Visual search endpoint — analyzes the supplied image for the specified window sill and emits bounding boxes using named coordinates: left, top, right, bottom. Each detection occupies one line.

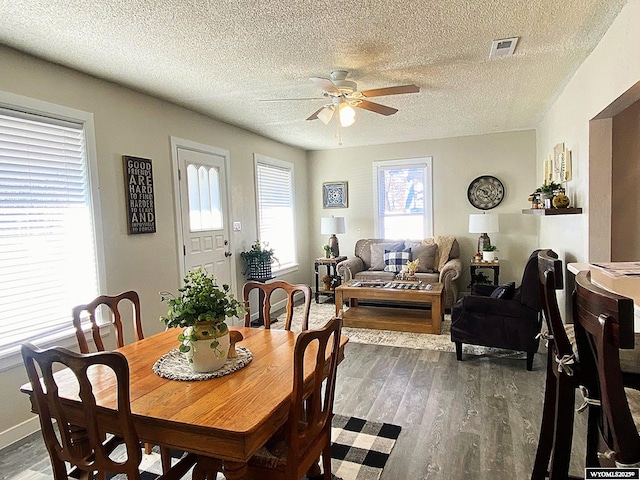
left=0, top=324, right=111, bottom=372
left=272, top=263, right=299, bottom=277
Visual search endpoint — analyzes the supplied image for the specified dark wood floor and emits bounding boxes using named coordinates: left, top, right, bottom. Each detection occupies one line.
left=1, top=341, right=590, bottom=479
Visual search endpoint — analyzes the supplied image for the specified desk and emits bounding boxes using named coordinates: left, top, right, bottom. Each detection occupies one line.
left=21, top=327, right=349, bottom=480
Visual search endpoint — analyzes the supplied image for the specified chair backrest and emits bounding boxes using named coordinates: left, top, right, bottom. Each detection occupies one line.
left=73, top=291, right=144, bottom=353
left=287, top=317, right=343, bottom=474
left=573, top=271, right=639, bottom=466
left=21, top=343, right=142, bottom=479
left=537, top=250, right=574, bottom=359
left=242, top=281, right=311, bottom=330
left=517, top=249, right=544, bottom=310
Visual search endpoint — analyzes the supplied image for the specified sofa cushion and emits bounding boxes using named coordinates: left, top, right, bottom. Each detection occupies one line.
left=369, top=242, right=404, bottom=270
left=410, top=243, right=437, bottom=273
left=489, top=282, right=516, bottom=300
left=383, top=249, right=411, bottom=272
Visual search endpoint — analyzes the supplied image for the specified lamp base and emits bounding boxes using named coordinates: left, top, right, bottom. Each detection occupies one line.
left=477, top=233, right=491, bottom=254
left=328, top=234, right=340, bottom=257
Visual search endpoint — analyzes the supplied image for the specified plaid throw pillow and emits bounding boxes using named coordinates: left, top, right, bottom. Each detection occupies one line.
left=383, top=249, right=412, bottom=272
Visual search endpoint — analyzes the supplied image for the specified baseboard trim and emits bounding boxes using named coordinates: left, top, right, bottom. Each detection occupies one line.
left=0, top=416, right=40, bottom=450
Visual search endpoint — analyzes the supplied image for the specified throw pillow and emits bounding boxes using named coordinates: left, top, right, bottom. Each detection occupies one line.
left=489, top=282, right=516, bottom=300
left=384, top=249, right=412, bottom=272
left=411, top=243, right=437, bottom=273
left=369, top=242, right=404, bottom=270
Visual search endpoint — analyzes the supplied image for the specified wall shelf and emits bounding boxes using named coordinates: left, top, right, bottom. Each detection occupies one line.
left=522, top=207, right=583, bottom=216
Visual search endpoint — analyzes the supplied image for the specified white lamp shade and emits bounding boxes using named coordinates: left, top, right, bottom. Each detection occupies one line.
left=469, top=213, right=499, bottom=233
left=338, top=103, right=355, bottom=127
left=317, top=106, right=334, bottom=125
left=321, top=216, right=346, bottom=235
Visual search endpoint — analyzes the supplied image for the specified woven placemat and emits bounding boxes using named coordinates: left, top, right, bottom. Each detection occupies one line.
left=152, top=346, right=252, bottom=381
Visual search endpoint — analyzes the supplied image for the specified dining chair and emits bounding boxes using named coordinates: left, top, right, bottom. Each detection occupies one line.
left=244, top=316, right=343, bottom=480
left=243, top=280, right=312, bottom=330
left=21, top=342, right=197, bottom=480
left=573, top=270, right=638, bottom=469
left=72, top=291, right=163, bottom=457
left=531, top=250, right=583, bottom=480
left=72, top=290, right=144, bottom=354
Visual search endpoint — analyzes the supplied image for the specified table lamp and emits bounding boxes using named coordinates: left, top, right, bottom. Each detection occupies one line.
left=321, top=216, right=345, bottom=257
left=469, top=213, right=499, bottom=254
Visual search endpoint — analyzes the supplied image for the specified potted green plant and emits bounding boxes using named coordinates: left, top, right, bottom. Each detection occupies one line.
left=482, top=244, right=498, bottom=262
left=160, top=268, right=246, bottom=372
left=537, top=181, right=562, bottom=208
left=240, top=240, right=277, bottom=279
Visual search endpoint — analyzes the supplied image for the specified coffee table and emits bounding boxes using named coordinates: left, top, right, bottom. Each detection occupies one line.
left=334, top=280, right=444, bottom=334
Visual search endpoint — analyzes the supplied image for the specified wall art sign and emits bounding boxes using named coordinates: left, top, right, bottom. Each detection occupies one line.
left=323, top=181, right=348, bottom=208
left=123, top=155, right=156, bottom=234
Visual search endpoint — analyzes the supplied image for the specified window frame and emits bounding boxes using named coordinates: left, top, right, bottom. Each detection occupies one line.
left=0, top=91, right=105, bottom=369
left=372, top=157, right=434, bottom=240
left=253, top=154, right=298, bottom=275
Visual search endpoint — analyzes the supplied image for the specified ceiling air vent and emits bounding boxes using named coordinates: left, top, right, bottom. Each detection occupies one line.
left=489, top=37, right=519, bottom=59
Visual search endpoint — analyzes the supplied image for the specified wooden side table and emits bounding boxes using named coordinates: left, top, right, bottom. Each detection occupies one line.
left=314, top=256, right=347, bottom=303
left=470, top=260, right=500, bottom=286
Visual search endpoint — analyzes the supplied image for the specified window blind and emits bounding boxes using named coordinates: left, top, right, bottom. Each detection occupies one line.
left=0, top=109, right=99, bottom=351
left=255, top=159, right=296, bottom=270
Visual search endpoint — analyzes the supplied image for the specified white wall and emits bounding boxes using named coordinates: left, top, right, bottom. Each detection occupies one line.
left=308, top=130, right=539, bottom=289
left=536, top=0, right=640, bottom=312
left=0, top=45, right=310, bottom=446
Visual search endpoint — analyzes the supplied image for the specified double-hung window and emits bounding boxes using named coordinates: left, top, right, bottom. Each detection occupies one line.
left=253, top=154, right=297, bottom=273
left=0, top=94, right=103, bottom=360
left=373, top=157, right=433, bottom=239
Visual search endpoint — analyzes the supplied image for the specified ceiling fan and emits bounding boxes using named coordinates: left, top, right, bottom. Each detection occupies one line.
left=264, top=71, right=420, bottom=127
left=306, top=71, right=419, bottom=127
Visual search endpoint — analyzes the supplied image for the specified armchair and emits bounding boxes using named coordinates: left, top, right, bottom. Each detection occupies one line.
left=450, top=249, right=543, bottom=370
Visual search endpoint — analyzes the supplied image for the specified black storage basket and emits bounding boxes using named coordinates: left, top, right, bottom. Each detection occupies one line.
left=247, top=258, right=272, bottom=279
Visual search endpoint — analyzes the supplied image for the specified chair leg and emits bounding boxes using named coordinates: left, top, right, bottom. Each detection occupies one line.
left=526, top=351, right=535, bottom=371
left=455, top=341, right=463, bottom=360
left=323, top=441, right=332, bottom=480
left=531, top=353, right=557, bottom=480
left=548, top=380, right=575, bottom=479
left=144, top=442, right=152, bottom=455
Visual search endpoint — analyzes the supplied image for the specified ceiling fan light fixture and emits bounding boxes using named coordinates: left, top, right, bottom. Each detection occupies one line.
left=338, top=102, right=355, bottom=127
left=317, top=106, right=334, bottom=125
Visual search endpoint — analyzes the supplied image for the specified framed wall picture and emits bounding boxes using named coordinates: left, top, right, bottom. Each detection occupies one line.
left=123, top=155, right=156, bottom=234
left=323, top=181, right=348, bottom=208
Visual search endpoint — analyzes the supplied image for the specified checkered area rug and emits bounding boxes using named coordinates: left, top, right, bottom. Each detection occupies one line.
left=105, top=415, right=400, bottom=480
left=330, top=415, right=402, bottom=480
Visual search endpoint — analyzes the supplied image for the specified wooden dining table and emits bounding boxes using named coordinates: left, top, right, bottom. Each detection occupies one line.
left=21, top=326, right=349, bottom=480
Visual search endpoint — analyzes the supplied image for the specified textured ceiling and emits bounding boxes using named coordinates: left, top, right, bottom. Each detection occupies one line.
left=0, top=0, right=628, bottom=150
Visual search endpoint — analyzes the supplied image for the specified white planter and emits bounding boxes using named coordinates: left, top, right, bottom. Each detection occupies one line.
left=482, top=251, right=497, bottom=262
left=185, top=331, right=230, bottom=373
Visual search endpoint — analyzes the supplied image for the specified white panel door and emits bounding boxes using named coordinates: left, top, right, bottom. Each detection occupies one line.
left=176, top=146, right=232, bottom=285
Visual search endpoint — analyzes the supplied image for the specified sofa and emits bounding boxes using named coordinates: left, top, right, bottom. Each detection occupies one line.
left=336, top=236, right=462, bottom=309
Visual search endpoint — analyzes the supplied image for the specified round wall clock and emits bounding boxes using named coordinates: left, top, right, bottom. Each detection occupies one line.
left=467, top=175, right=505, bottom=210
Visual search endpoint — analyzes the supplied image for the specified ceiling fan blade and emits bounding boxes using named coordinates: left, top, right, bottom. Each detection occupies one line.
left=260, top=97, right=323, bottom=102
left=310, top=77, right=340, bottom=95
left=306, top=106, right=326, bottom=121
left=355, top=100, right=398, bottom=116
left=360, top=84, right=420, bottom=98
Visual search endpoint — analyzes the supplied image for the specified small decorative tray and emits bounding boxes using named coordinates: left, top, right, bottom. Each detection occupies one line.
left=152, top=346, right=252, bottom=381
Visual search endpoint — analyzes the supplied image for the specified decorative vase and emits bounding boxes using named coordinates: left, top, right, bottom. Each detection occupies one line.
left=185, top=323, right=230, bottom=373
left=483, top=251, right=496, bottom=262
left=552, top=193, right=570, bottom=208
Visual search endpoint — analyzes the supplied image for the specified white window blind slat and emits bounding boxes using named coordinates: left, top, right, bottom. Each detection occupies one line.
left=255, top=158, right=296, bottom=270
left=0, top=109, right=99, bottom=351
